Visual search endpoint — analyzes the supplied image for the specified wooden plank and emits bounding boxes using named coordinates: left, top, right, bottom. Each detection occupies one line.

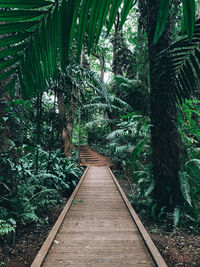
left=107, top=166, right=167, bottom=267
left=31, top=166, right=89, bottom=267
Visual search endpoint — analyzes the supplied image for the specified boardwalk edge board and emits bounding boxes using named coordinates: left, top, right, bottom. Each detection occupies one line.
left=31, top=166, right=90, bottom=267
left=107, top=166, right=168, bottom=267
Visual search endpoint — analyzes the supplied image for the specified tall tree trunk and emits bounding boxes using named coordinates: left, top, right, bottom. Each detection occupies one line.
left=111, top=28, right=124, bottom=98
left=147, top=0, right=184, bottom=213
left=57, top=84, right=77, bottom=157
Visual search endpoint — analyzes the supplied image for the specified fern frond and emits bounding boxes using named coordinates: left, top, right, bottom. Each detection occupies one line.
left=115, top=145, right=130, bottom=154
left=106, top=129, right=127, bottom=140
left=85, top=118, right=117, bottom=128
left=109, top=95, right=132, bottom=111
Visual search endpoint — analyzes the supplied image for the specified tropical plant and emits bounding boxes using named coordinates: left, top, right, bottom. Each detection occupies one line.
left=155, top=19, right=200, bottom=105
left=176, top=99, right=200, bottom=227
left=0, top=143, right=82, bottom=229
left=0, top=0, right=134, bottom=98
left=154, top=0, right=196, bottom=43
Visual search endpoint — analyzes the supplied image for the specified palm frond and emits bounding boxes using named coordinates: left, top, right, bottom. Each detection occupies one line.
left=0, top=0, right=132, bottom=98
left=155, top=19, right=200, bottom=104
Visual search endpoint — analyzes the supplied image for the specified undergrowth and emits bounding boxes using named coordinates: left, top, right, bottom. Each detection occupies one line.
left=0, top=143, right=83, bottom=243
left=92, top=100, right=200, bottom=229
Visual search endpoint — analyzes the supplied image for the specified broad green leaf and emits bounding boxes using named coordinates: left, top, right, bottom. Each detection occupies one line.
left=0, top=10, right=46, bottom=22
left=88, top=0, right=102, bottom=53
left=182, top=0, right=195, bottom=42
left=95, top=0, right=112, bottom=43
left=153, top=0, right=169, bottom=45
left=0, top=21, right=39, bottom=34
left=77, top=0, right=92, bottom=60
left=67, top=0, right=81, bottom=59
left=21, top=61, right=36, bottom=98
left=107, top=0, right=123, bottom=34
left=0, top=0, right=53, bottom=9
left=119, top=0, right=134, bottom=30
left=59, top=0, right=75, bottom=69
left=50, top=3, right=58, bottom=78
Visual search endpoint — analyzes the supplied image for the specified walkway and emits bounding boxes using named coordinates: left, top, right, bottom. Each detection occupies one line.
left=80, top=145, right=112, bottom=166
left=31, top=151, right=167, bottom=266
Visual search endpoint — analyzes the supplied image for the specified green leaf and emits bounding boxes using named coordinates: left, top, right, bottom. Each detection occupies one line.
left=88, top=0, right=102, bottom=53
left=0, top=68, right=17, bottom=81
left=121, top=112, right=137, bottom=119
left=190, top=53, right=200, bottom=84
left=182, top=0, right=195, bottom=42
left=145, top=180, right=155, bottom=197
left=153, top=0, right=169, bottom=45
left=77, top=0, right=92, bottom=60
left=119, top=0, right=134, bottom=30
left=0, top=32, right=31, bottom=48
left=0, top=44, right=26, bottom=59
left=0, top=10, right=46, bottom=22
left=0, top=0, right=53, bottom=9
left=3, top=77, right=16, bottom=97
left=0, top=56, right=22, bottom=72
left=0, top=21, right=39, bottom=34
left=67, top=0, right=81, bottom=59
left=59, top=0, right=76, bottom=69
left=95, top=0, right=112, bottom=43
left=107, top=0, right=122, bottom=34
left=173, top=207, right=181, bottom=226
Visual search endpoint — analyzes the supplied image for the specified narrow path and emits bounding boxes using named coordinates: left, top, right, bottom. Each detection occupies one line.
left=80, top=145, right=112, bottom=166
left=31, top=165, right=167, bottom=266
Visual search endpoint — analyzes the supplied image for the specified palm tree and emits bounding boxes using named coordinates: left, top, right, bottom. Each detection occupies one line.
left=147, top=0, right=200, bottom=214
left=0, top=0, right=134, bottom=97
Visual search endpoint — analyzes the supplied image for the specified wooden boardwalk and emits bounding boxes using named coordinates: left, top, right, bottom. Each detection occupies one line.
left=80, top=145, right=112, bottom=166
left=31, top=165, right=167, bottom=266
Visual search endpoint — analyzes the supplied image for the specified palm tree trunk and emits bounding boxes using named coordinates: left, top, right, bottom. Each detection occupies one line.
left=147, top=0, right=184, bottom=213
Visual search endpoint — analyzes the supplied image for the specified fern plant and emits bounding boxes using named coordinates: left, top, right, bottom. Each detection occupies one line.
left=0, top=144, right=82, bottom=227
